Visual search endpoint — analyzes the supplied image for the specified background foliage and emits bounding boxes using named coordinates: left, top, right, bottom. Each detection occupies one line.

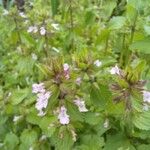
left=0, top=0, right=150, bottom=150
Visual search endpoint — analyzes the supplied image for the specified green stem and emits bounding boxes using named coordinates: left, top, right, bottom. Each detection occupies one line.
left=68, top=0, right=74, bottom=51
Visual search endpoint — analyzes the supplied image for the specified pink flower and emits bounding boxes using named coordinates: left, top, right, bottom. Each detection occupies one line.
left=36, top=91, right=51, bottom=110
left=32, top=83, right=45, bottom=94
left=58, top=106, right=70, bottom=125
left=74, top=99, right=88, bottom=112
left=110, top=65, right=120, bottom=75
left=63, top=63, right=69, bottom=71
left=40, top=27, right=46, bottom=35
left=143, top=91, right=150, bottom=103
left=94, top=60, right=102, bottom=67
left=76, top=77, right=82, bottom=85
left=63, top=63, right=70, bottom=79
left=35, top=91, right=51, bottom=116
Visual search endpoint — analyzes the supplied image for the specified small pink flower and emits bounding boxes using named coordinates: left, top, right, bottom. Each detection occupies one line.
left=94, top=60, right=102, bottom=67
left=63, top=63, right=69, bottom=71
left=143, top=91, right=150, bottom=103
left=36, top=91, right=51, bottom=110
left=40, top=27, right=46, bottom=35
left=76, top=77, right=82, bottom=85
left=110, top=65, right=120, bottom=75
left=58, top=106, right=70, bottom=125
left=32, top=83, right=45, bottom=94
left=63, top=63, right=70, bottom=79
left=74, top=99, right=88, bottom=112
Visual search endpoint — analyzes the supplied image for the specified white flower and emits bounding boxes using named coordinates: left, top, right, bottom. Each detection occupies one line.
left=110, top=65, right=120, bottom=75
left=94, top=60, right=102, bottom=67
left=31, top=53, right=38, bottom=60
left=32, top=83, right=45, bottom=94
left=143, top=104, right=149, bottom=111
left=63, top=63, right=69, bottom=71
left=27, top=26, right=34, bottom=33
left=19, top=12, right=27, bottom=18
left=40, top=27, right=46, bottom=35
left=63, top=63, right=70, bottom=79
left=13, top=115, right=22, bottom=122
left=36, top=91, right=51, bottom=111
left=103, top=119, right=109, bottom=128
left=3, top=9, right=9, bottom=15
left=51, top=23, right=60, bottom=30
left=27, top=26, right=38, bottom=33
left=58, top=106, right=70, bottom=125
left=73, top=99, right=88, bottom=112
left=76, top=77, right=82, bottom=85
left=143, top=91, right=150, bottom=103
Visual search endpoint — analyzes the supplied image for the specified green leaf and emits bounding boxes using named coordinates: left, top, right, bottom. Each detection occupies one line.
left=84, top=112, right=102, bottom=125
left=84, top=10, right=95, bottom=26
left=90, top=83, right=111, bottom=108
left=39, top=116, right=56, bottom=137
left=20, top=32, right=35, bottom=47
left=26, top=110, right=41, bottom=125
left=80, top=134, right=105, bottom=150
left=20, top=129, right=38, bottom=149
left=51, top=0, right=59, bottom=16
left=129, top=37, right=150, bottom=54
left=133, top=111, right=150, bottom=130
left=4, top=133, right=19, bottom=150
left=10, top=88, right=29, bottom=105
left=108, top=16, right=126, bottom=30
left=52, top=127, right=74, bottom=150
left=137, top=144, right=150, bottom=150
left=126, top=4, right=138, bottom=25
left=66, top=102, right=84, bottom=122
left=104, top=133, right=136, bottom=150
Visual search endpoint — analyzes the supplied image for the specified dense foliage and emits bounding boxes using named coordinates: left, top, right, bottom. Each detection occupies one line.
left=0, top=0, right=150, bottom=150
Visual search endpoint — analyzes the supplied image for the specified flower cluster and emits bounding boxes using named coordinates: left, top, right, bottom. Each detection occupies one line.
left=32, top=83, right=51, bottom=116
left=27, top=26, right=46, bottom=35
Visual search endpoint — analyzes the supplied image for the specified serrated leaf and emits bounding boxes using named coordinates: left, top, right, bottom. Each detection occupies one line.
left=66, top=102, right=84, bottom=122
left=20, top=129, right=38, bottom=149
left=108, top=16, right=126, bottom=30
left=90, top=83, right=111, bottom=108
left=133, top=111, right=150, bottom=130
left=20, top=32, right=35, bottom=47
left=104, top=133, right=136, bottom=150
left=4, top=133, right=19, bottom=150
left=39, top=116, right=56, bottom=137
left=84, top=112, right=102, bottom=125
left=129, top=37, right=150, bottom=54
left=52, top=127, right=74, bottom=150
left=10, top=88, right=29, bottom=105
left=80, top=134, right=105, bottom=150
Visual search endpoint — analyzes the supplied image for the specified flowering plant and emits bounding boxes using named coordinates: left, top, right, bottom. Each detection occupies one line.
left=0, top=0, right=150, bottom=150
